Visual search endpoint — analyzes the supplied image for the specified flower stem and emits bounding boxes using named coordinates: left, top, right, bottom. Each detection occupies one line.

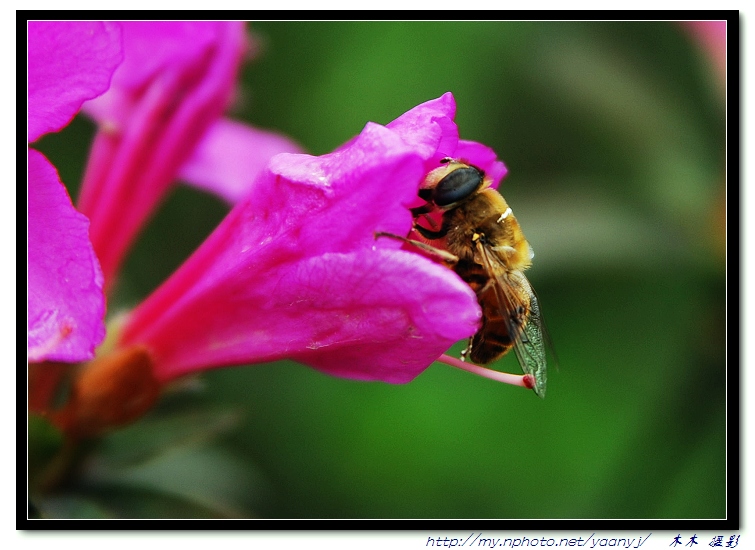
left=437, top=354, right=534, bottom=389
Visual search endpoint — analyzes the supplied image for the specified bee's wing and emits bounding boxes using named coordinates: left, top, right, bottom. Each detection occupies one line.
left=476, top=241, right=548, bottom=398
left=510, top=274, right=547, bottom=398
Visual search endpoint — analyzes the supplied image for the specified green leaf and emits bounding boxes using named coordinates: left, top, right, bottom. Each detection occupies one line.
left=28, top=414, right=64, bottom=488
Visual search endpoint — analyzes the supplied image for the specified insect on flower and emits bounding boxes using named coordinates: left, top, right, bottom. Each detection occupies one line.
left=378, top=158, right=549, bottom=397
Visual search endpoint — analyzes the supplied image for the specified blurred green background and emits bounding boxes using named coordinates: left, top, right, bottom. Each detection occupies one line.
left=34, top=21, right=727, bottom=519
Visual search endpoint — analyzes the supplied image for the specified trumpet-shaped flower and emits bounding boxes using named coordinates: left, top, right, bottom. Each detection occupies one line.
left=28, top=21, right=304, bottom=427
left=76, top=22, right=248, bottom=286
left=28, top=22, right=303, bottom=366
left=76, top=21, right=302, bottom=285
left=120, top=93, right=506, bottom=384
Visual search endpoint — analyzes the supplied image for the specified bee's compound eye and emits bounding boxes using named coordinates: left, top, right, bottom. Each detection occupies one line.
left=433, top=166, right=484, bottom=206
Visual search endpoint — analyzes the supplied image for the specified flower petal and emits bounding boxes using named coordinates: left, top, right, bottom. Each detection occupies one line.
left=288, top=249, right=479, bottom=383
left=28, top=149, right=105, bottom=362
left=83, top=21, right=249, bottom=129
left=28, top=21, right=122, bottom=143
left=386, top=92, right=459, bottom=168
left=140, top=248, right=478, bottom=383
left=178, top=117, right=305, bottom=204
left=455, top=139, right=508, bottom=188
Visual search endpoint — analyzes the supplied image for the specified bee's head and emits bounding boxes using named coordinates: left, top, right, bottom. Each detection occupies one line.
left=419, top=159, right=488, bottom=209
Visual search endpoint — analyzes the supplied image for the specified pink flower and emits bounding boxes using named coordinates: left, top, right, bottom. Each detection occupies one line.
left=76, top=22, right=302, bottom=285
left=28, top=22, right=303, bottom=366
left=27, top=22, right=122, bottom=363
left=120, top=93, right=504, bottom=384
left=28, top=22, right=304, bottom=430
left=76, top=21, right=244, bottom=286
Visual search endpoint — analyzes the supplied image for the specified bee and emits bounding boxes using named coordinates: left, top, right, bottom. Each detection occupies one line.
left=378, top=158, right=548, bottom=397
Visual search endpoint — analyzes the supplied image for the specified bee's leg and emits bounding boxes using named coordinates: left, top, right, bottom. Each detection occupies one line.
left=374, top=232, right=459, bottom=265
